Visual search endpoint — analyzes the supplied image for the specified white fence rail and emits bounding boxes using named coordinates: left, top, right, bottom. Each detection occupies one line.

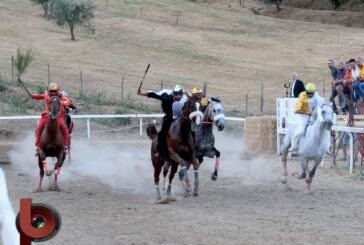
left=0, top=114, right=245, bottom=139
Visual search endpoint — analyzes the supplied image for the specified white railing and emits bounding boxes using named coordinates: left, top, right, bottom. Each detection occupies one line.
left=0, top=114, right=245, bottom=139
left=331, top=126, right=364, bottom=174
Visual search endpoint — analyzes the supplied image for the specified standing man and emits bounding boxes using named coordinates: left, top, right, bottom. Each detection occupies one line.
left=290, top=73, right=305, bottom=98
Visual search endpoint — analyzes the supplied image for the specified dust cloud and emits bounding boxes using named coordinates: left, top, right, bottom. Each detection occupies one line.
left=8, top=133, right=154, bottom=195
left=8, top=130, right=279, bottom=195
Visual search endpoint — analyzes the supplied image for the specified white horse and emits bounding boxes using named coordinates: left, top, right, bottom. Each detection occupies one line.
left=0, top=168, right=19, bottom=245
left=281, top=103, right=336, bottom=192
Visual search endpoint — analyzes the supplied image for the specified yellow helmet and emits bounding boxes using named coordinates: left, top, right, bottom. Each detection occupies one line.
left=48, top=82, right=59, bottom=91
left=305, top=83, right=316, bottom=93
left=192, top=87, right=202, bottom=94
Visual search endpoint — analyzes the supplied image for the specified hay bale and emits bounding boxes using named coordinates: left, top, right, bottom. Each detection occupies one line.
left=244, top=116, right=276, bottom=154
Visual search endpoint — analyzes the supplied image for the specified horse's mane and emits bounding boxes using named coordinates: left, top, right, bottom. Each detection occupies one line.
left=210, top=97, right=221, bottom=103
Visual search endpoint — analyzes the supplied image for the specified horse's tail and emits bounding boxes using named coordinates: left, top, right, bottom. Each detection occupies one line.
left=146, top=122, right=158, bottom=140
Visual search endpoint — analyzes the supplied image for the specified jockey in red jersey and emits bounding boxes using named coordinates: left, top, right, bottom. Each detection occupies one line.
left=32, top=82, right=71, bottom=155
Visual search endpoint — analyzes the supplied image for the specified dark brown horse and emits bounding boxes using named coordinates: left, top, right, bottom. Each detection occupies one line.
left=36, top=96, right=66, bottom=192
left=147, top=123, right=178, bottom=203
left=147, top=100, right=200, bottom=202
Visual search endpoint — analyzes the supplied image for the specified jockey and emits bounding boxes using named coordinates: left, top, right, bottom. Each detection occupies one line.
left=172, top=88, right=188, bottom=119
left=32, top=82, right=72, bottom=155
left=291, top=82, right=317, bottom=154
left=192, top=87, right=208, bottom=112
left=138, top=84, right=184, bottom=157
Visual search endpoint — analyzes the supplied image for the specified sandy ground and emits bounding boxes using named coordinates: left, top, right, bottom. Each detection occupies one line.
left=1, top=132, right=364, bottom=245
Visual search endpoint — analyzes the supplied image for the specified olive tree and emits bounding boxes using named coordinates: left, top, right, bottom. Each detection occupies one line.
left=49, top=0, right=95, bottom=41
left=31, top=0, right=51, bottom=17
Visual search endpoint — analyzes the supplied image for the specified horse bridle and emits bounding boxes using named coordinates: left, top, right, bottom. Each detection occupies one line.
left=201, top=102, right=225, bottom=125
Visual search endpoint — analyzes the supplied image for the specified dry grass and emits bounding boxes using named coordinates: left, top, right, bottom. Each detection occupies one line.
left=0, top=0, right=364, bottom=116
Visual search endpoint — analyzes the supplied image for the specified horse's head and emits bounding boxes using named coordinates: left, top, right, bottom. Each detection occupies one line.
left=207, top=98, right=225, bottom=131
left=317, top=103, right=336, bottom=130
left=49, top=96, right=61, bottom=119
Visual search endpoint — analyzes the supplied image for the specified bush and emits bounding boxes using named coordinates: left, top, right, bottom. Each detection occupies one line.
left=0, top=75, right=7, bottom=92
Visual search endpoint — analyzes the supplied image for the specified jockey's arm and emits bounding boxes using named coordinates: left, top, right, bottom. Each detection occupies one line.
left=60, top=95, right=72, bottom=107
left=31, top=94, right=46, bottom=100
left=147, top=91, right=172, bottom=102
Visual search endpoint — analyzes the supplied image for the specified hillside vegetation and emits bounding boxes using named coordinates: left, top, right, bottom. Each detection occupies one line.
left=0, top=0, right=364, bottom=117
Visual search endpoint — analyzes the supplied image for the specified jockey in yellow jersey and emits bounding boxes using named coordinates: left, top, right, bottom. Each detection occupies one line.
left=192, top=87, right=208, bottom=112
left=291, top=83, right=317, bottom=154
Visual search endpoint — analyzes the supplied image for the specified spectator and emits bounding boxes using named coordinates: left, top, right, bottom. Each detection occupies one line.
left=328, top=59, right=339, bottom=114
left=352, top=57, right=364, bottom=102
left=290, top=73, right=305, bottom=98
left=333, top=62, right=346, bottom=113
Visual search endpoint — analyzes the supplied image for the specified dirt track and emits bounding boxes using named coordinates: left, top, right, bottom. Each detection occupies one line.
left=1, top=134, right=364, bottom=245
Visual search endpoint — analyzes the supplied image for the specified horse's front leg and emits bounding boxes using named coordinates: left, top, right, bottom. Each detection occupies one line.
left=162, top=161, right=170, bottom=191
left=211, top=147, right=220, bottom=181
left=281, top=143, right=290, bottom=184
left=306, top=157, right=322, bottom=193
left=50, top=151, right=64, bottom=191
left=192, top=158, right=200, bottom=197
left=168, top=149, right=189, bottom=196
left=159, top=162, right=178, bottom=204
left=293, top=158, right=308, bottom=180
left=36, top=156, right=45, bottom=192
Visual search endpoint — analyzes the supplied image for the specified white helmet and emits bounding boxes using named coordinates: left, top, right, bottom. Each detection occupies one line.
left=173, top=85, right=184, bottom=94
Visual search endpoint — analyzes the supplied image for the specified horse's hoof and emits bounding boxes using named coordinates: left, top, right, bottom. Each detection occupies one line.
left=281, top=176, right=287, bottom=184
left=50, top=185, right=60, bottom=192
left=193, top=192, right=199, bottom=197
left=169, top=196, right=176, bottom=201
left=157, top=197, right=170, bottom=204
left=45, top=170, right=52, bottom=176
left=33, top=188, right=42, bottom=193
left=305, top=190, right=313, bottom=195
left=186, top=187, right=192, bottom=193
left=211, top=174, right=218, bottom=181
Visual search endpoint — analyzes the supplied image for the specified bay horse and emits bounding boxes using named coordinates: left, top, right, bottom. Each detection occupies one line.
left=36, top=96, right=66, bottom=192
left=147, top=100, right=201, bottom=202
left=281, top=103, right=336, bottom=192
left=194, top=98, right=225, bottom=181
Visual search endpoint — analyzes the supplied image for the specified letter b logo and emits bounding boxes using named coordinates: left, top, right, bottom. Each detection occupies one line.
left=16, top=198, right=62, bottom=245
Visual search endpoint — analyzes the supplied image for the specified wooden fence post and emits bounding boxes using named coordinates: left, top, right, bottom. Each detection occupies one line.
left=260, top=81, right=264, bottom=114
left=80, top=70, right=84, bottom=96
left=121, top=76, right=124, bottom=100
left=47, top=63, right=50, bottom=85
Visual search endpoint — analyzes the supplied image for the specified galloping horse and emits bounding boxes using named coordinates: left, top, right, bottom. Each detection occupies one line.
left=36, top=96, right=66, bottom=192
left=147, top=100, right=200, bottom=202
left=194, top=98, right=225, bottom=181
left=281, top=103, right=336, bottom=192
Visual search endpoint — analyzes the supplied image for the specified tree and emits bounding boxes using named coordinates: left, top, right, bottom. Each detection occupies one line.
left=329, top=0, right=346, bottom=9
left=50, top=0, right=95, bottom=41
left=31, top=0, right=51, bottom=17
left=261, top=0, right=282, bottom=12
